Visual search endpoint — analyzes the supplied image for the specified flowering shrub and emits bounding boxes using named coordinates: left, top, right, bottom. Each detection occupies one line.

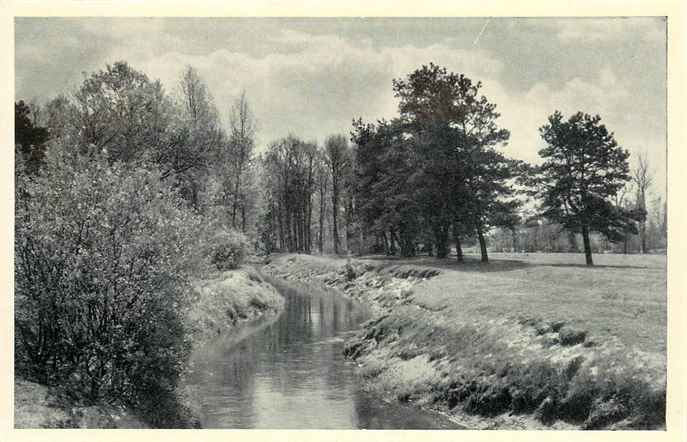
left=207, top=228, right=250, bottom=271
left=15, top=145, right=200, bottom=413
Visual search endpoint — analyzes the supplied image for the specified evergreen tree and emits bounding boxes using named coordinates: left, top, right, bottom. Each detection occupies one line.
left=392, top=63, right=516, bottom=262
left=536, top=111, right=642, bottom=265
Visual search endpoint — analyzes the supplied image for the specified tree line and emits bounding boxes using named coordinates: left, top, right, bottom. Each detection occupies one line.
left=255, top=63, right=664, bottom=266
left=16, top=60, right=667, bottom=275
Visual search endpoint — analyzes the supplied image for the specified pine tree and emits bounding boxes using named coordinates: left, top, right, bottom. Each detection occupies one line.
left=536, top=111, right=642, bottom=265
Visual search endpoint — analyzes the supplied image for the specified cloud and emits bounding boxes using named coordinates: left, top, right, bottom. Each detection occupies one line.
left=114, top=28, right=506, bottom=147
left=494, top=68, right=629, bottom=162
left=554, top=18, right=666, bottom=44
left=493, top=66, right=665, bottom=195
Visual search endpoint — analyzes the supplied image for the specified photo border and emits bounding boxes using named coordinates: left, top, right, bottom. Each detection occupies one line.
left=2, top=1, right=684, bottom=441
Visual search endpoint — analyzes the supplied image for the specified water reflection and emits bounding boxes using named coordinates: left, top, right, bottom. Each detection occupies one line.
left=185, top=277, right=459, bottom=429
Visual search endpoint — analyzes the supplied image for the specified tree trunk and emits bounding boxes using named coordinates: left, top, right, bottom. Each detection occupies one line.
left=582, top=225, right=594, bottom=266
left=332, top=188, right=339, bottom=255
left=318, top=194, right=325, bottom=254
left=277, top=202, right=284, bottom=251
left=359, top=229, right=364, bottom=256
left=389, top=227, right=398, bottom=256
left=567, top=230, right=578, bottom=252
left=511, top=227, right=518, bottom=253
left=232, top=173, right=241, bottom=229
left=453, top=221, right=464, bottom=262
left=477, top=227, right=488, bottom=263
left=454, top=230, right=464, bottom=263
left=434, top=225, right=449, bottom=259
left=456, top=236, right=464, bottom=262
left=306, top=157, right=313, bottom=253
left=345, top=197, right=352, bottom=253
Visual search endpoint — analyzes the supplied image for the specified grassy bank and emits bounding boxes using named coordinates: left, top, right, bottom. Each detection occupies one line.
left=15, top=266, right=284, bottom=429
left=185, top=266, right=285, bottom=343
left=262, top=252, right=666, bottom=430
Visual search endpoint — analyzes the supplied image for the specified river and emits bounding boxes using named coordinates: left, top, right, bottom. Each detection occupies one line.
left=183, top=276, right=460, bottom=429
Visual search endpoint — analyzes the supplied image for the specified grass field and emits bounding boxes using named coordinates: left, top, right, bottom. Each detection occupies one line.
left=362, top=251, right=667, bottom=353
left=265, top=251, right=667, bottom=429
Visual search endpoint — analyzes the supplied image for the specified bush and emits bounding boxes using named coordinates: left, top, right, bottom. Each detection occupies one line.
left=207, top=229, right=249, bottom=271
left=15, top=145, right=200, bottom=414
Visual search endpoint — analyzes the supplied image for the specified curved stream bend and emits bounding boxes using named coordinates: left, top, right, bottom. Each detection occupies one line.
left=184, top=277, right=460, bottom=429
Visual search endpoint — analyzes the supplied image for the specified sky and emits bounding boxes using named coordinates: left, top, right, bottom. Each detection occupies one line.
left=15, top=17, right=667, bottom=196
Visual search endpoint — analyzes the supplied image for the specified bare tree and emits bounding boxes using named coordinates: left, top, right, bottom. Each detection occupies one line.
left=229, top=91, right=257, bottom=231
left=325, top=135, right=351, bottom=255
left=173, top=65, right=223, bottom=208
left=315, top=152, right=329, bottom=254
left=633, top=152, right=653, bottom=254
left=614, top=182, right=632, bottom=254
left=180, top=66, right=210, bottom=123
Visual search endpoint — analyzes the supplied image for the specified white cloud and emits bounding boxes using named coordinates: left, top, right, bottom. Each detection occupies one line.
left=554, top=18, right=666, bottom=44
left=494, top=67, right=665, bottom=195
left=108, top=29, right=505, bottom=147
left=496, top=66, right=633, bottom=163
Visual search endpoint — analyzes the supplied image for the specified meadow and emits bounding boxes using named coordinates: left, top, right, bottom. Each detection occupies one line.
left=367, top=251, right=667, bottom=353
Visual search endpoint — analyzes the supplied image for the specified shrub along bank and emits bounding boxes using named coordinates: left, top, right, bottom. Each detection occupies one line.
left=14, top=146, right=284, bottom=428
left=14, top=266, right=284, bottom=429
left=262, top=253, right=666, bottom=430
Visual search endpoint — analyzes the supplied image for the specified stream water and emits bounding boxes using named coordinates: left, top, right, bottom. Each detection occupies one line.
left=184, top=277, right=460, bottom=429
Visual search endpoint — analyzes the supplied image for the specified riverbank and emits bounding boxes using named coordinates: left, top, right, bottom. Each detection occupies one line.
left=261, top=253, right=666, bottom=430
left=14, top=266, right=284, bottom=429
left=185, top=266, right=285, bottom=343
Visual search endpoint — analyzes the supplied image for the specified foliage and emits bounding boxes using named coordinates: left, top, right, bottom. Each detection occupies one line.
left=15, top=100, right=49, bottom=174
left=352, top=64, right=519, bottom=261
left=15, top=145, right=201, bottom=410
left=207, top=228, right=250, bottom=271
left=352, top=118, right=423, bottom=257
left=166, top=65, right=225, bottom=209
left=535, top=111, right=642, bottom=265
left=71, top=61, right=173, bottom=165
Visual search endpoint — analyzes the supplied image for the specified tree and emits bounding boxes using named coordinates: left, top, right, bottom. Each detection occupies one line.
left=260, top=136, right=317, bottom=253
left=179, top=65, right=212, bottom=124
left=43, top=95, right=72, bottom=141
left=391, top=63, right=515, bottom=262
left=228, top=91, right=257, bottom=231
left=632, top=152, right=653, bottom=254
left=15, top=100, right=49, bottom=174
left=537, top=111, right=640, bottom=266
left=170, top=65, right=224, bottom=209
left=315, top=149, right=329, bottom=254
left=646, top=194, right=667, bottom=252
left=352, top=118, right=422, bottom=257
left=662, top=199, right=667, bottom=242
left=72, top=61, right=172, bottom=165
left=325, top=135, right=352, bottom=255
left=613, top=181, right=634, bottom=254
